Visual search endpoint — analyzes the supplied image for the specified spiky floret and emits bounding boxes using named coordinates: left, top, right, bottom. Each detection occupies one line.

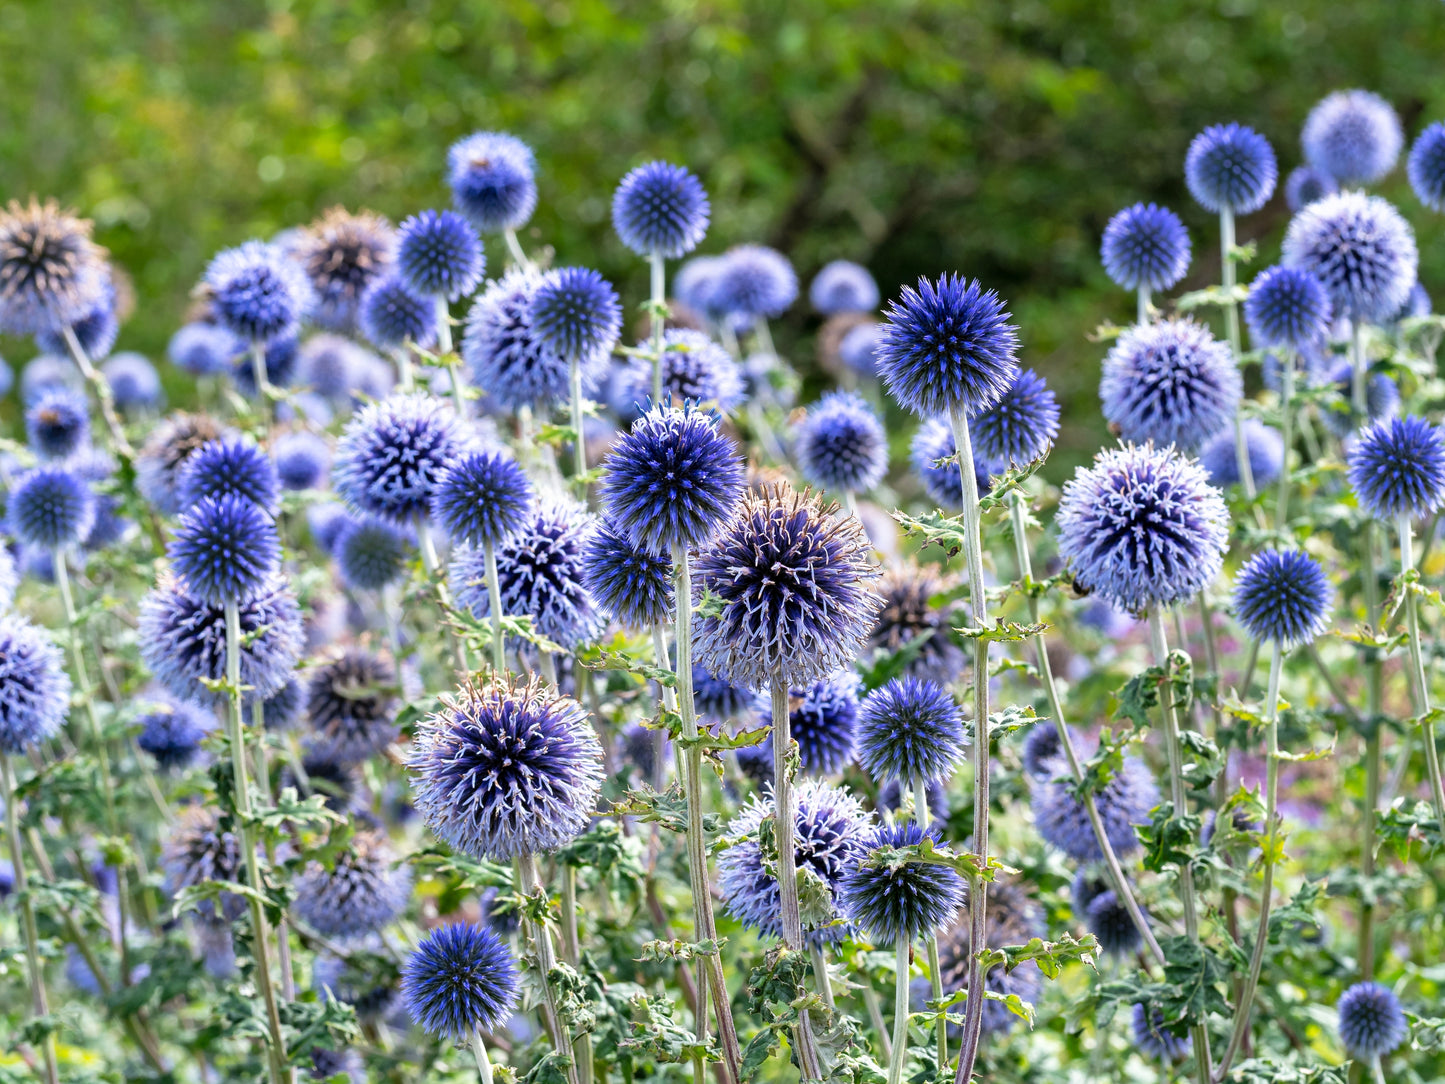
left=970, top=367, right=1060, bottom=466
left=397, top=209, right=486, bottom=300
left=793, top=390, right=889, bottom=495
left=1233, top=549, right=1333, bottom=647
left=612, top=329, right=745, bottom=418
left=1100, top=203, right=1192, bottom=293
left=274, top=431, right=331, bottom=491
left=1133, top=1004, right=1191, bottom=1062
left=461, top=268, right=580, bottom=412
left=7, top=465, right=95, bottom=549
left=1099, top=318, right=1241, bottom=452
left=1408, top=122, right=1445, bottom=212
left=401, top=922, right=521, bottom=1039
left=135, top=412, right=232, bottom=516
left=1073, top=871, right=1145, bottom=956
left=1199, top=419, right=1284, bottom=490
left=0, top=619, right=72, bottom=754
left=1282, top=191, right=1418, bottom=324
left=855, top=676, right=967, bottom=787
left=290, top=207, right=398, bottom=330
left=580, top=518, right=675, bottom=629
left=692, top=663, right=756, bottom=722
left=304, top=650, right=399, bottom=765
left=693, top=483, right=882, bottom=691
left=203, top=239, right=315, bottom=343
left=935, top=878, right=1046, bottom=1035
left=1336, top=981, right=1408, bottom=1060
left=135, top=692, right=212, bottom=771
left=167, top=494, right=281, bottom=605
left=1302, top=90, right=1403, bottom=186
left=359, top=275, right=439, bottom=351
left=1347, top=414, right=1445, bottom=521
left=162, top=806, right=247, bottom=922
left=447, top=131, right=538, bottom=233
left=168, top=322, right=242, bottom=376
left=710, top=245, right=798, bottom=319
left=429, top=449, right=534, bottom=547
left=333, top=515, right=413, bottom=592
left=408, top=677, right=605, bottom=861
left=1032, top=751, right=1158, bottom=861
left=176, top=438, right=280, bottom=513
left=1285, top=165, right=1338, bottom=212
left=0, top=198, right=110, bottom=336
left=837, top=820, right=967, bottom=945
left=103, top=351, right=163, bottom=409
left=1184, top=122, right=1277, bottom=214
left=25, top=388, right=90, bottom=459
left=809, top=260, right=880, bottom=315
left=1244, top=265, right=1333, bottom=351
left=293, top=829, right=411, bottom=940
left=332, top=393, right=463, bottom=524
left=867, top=563, right=966, bottom=686
left=612, top=161, right=711, bottom=259
left=754, top=671, right=863, bottom=776
left=296, top=333, right=375, bottom=399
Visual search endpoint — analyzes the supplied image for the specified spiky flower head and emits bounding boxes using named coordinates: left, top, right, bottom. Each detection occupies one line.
left=1303, top=90, right=1403, bottom=186
left=304, top=650, right=399, bottom=765
left=793, top=390, right=888, bottom=496
left=1099, top=318, right=1241, bottom=452
left=1337, top=981, right=1408, bottom=1060
left=135, top=412, right=232, bottom=516
left=25, top=387, right=90, bottom=459
left=162, top=806, right=247, bottom=922
left=203, top=240, right=315, bottom=343
left=281, top=747, right=360, bottom=811
left=868, top=564, right=965, bottom=686
left=0, top=198, right=110, bottom=336
left=1032, top=750, right=1158, bottom=861
left=1199, top=419, right=1284, bottom=490
left=401, top=922, right=520, bottom=1040
left=1100, top=202, right=1192, bottom=293
left=581, top=519, right=675, bottom=629
left=1322, top=358, right=1399, bottom=439
left=693, top=483, right=881, bottom=690
left=177, top=438, right=280, bottom=513
left=529, top=266, right=622, bottom=361
left=103, top=352, right=162, bottom=410
left=718, top=778, right=872, bottom=946
left=908, top=417, right=996, bottom=510
left=1133, top=1004, right=1191, bottom=1062
left=461, top=268, right=578, bottom=412
left=1073, top=871, right=1145, bottom=956
left=1184, top=123, right=1278, bottom=214
left=168, top=322, right=241, bottom=376
left=0, top=619, right=71, bottom=754
left=135, top=692, right=212, bottom=771
left=1282, top=191, right=1418, bottom=324
left=693, top=663, right=756, bottom=723
left=296, top=334, right=373, bottom=400
left=294, top=829, right=411, bottom=939
left=971, top=367, right=1060, bottom=467
left=839, top=321, right=883, bottom=377
left=332, top=393, right=463, bottom=524
left=612, top=161, right=711, bottom=259
left=599, top=401, right=746, bottom=556
left=7, top=465, right=94, bottom=549
left=935, top=878, right=1046, bottom=1035
left=838, top=821, right=966, bottom=945
left=359, top=275, right=438, bottom=351
left=274, top=431, right=331, bottom=492
left=1347, top=414, right=1445, bottom=521
left=613, top=329, right=744, bottom=419
left=167, top=495, right=280, bottom=606
left=1409, top=122, right=1445, bottom=212
left=1233, top=548, right=1333, bottom=648
left=447, top=132, right=538, bottom=234
left=430, top=449, right=534, bottom=547
left=1245, top=265, right=1333, bottom=351
left=856, top=676, right=967, bottom=787
left=333, top=515, right=413, bottom=592
left=397, top=209, right=485, bottom=301
left=1285, top=165, right=1339, bottom=212
left=756, top=671, right=863, bottom=776
left=291, top=207, right=397, bottom=331
left=810, top=260, right=880, bottom=315
left=710, top=245, right=798, bottom=319
left=409, top=677, right=605, bottom=861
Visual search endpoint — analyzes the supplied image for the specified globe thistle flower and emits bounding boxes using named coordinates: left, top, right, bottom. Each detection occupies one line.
left=293, top=829, right=411, bottom=939
left=401, top=921, right=521, bottom=1040
left=25, top=387, right=90, bottom=459
left=296, top=334, right=373, bottom=400
left=177, top=438, right=280, bottom=513
left=203, top=240, right=315, bottom=343
left=0, top=198, right=110, bottom=336
left=1245, top=265, right=1333, bottom=351
left=1408, top=122, right=1445, bottom=212
left=409, top=677, right=605, bottom=861
left=447, top=132, right=538, bottom=234
left=718, top=778, right=872, bottom=945
left=34, top=278, right=119, bottom=361
left=1337, top=981, right=1408, bottom=1060
left=1303, top=90, right=1403, bottom=186
left=168, top=495, right=280, bottom=606
left=1133, top=1004, right=1191, bottom=1062
left=135, top=693, right=212, bottom=771
left=1020, top=722, right=1084, bottom=780
left=1184, top=123, right=1278, bottom=214
left=755, top=671, right=863, bottom=776
left=710, top=245, right=798, bottom=320
left=810, top=260, right=880, bottom=315
left=138, top=572, right=303, bottom=707
left=168, top=322, right=242, bottom=377
left=429, top=449, right=534, bottom=547
left=867, top=564, right=965, bottom=686
left=7, top=465, right=94, bottom=550
left=162, top=806, right=246, bottom=922
left=461, top=268, right=577, bottom=412
left=693, top=483, right=881, bottom=690
left=580, top=519, right=674, bottom=629
left=80, top=491, right=127, bottom=553
left=102, top=352, right=162, bottom=410
left=1321, top=358, right=1399, bottom=439
left=1283, top=165, right=1338, bottom=214
left=693, top=662, right=756, bottom=722
left=599, top=401, right=746, bottom=556
left=1100, top=203, right=1192, bottom=293
left=332, top=393, right=463, bottom=524
left=1347, top=414, right=1445, bottom=521
left=838, top=821, right=966, bottom=945
left=856, top=676, right=967, bottom=787
left=307, top=501, right=352, bottom=555
left=935, top=878, right=1046, bottom=1035
left=291, top=207, right=398, bottom=331
left=612, top=161, right=711, bottom=259
left=1199, top=419, right=1284, bottom=490
left=875, top=274, right=1020, bottom=418
left=1233, top=549, right=1333, bottom=647
left=1394, top=282, right=1433, bottom=323
left=1282, top=191, right=1418, bottom=325
left=263, top=675, right=306, bottom=732
left=305, top=650, right=399, bottom=766
left=793, top=390, right=888, bottom=496
left=451, top=501, right=606, bottom=650
left=333, top=515, right=413, bottom=592
left=273, top=431, right=331, bottom=492
left=1072, top=871, right=1144, bottom=956
left=397, top=209, right=486, bottom=301
left=909, top=417, right=996, bottom=509
left=529, top=266, right=622, bottom=364
left=281, top=748, right=361, bottom=812
left=0, top=619, right=71, bottom=753
left=1099, top=318, right=1241, bottom=452
left=229, top=332, right=300, bottom=394
left=20, top=353, right=84, bottom=404
left=1032, top=752, right=1158, bottom=861
left=970, top=367, right=1060, bottom=466
left=673, top=255, right=726, bottom=317
left=839, top=321, right=883, bottom=378
left=308, top=1049, right=365, bottom=1084
left=613, top=329, right=744, bottom=418
left=359, top=275, right=438, bottom=352
left=313, top=952, right=398, bottom=1022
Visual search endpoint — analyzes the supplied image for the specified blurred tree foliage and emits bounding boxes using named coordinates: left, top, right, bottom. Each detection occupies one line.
left=3, top=0, right=1444, bottom=457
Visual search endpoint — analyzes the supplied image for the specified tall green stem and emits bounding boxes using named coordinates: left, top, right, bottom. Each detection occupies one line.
left=914, top=777, right=947, bottom=1067
left=472, top=1027, right=496, bottom=1084
left=558, top=865, right=593, bottom=1084
left=886, top=938, right=911, bottom=1084
left=517, top=852, right=581, bottom=1084
left=483, top=539, right=507, bottom=674
left=1220, top=206, right=1256, bottom=499
left=650, top=252, right=667, bottom=403
left=415, top=516, right=472, bottom=677
left=1276, top=356, right=1294, bottom=534
left=1137, top=285, right=1151, bottom=326
left=1399, top=517, right=1445, bottom=823
left=1359, top=514, right=1384, bottom=982
left=569, top=356, right=588, bottom=486
left=503, top=228, right=533, bottom=272
left=63, top=324, right=133, bottom=461
left=435, top=296, right=469, bottom=420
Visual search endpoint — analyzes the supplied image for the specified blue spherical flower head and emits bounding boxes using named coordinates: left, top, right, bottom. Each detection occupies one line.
left=612, top=161, right=711, bottom=259
left=1100, top=203, right=1192, bottom=293
left=1337, top=981, right=1408, bottom=1060
left=203, top=240, right=315, bottom=343
left=332, top=393, right=463, bottom=524
left=8, top=465, right=94, bottom=549
left=135, top=413, right=230, bottom=516
left=839, top=322, right=883, bottom=378
left=462, top=268, right=580, bottom=412
left=876, top=274, right=1020, bottom=418
left=1200, top=419, right=1284, bottom=490
left=0, top=198, right=110, bottom=336
left=0, top=619, right=72, bottom=754
left=1185, top=123, right=1278, bottom=214
left=718, top=777, right=872, bottom=945
left=1073, top=871, right=1145, bottom=956
left=693, top=483, right=882, bottom=690
left=178, top=438, right=281, bottom=513
left=711, top=245, right=798, bottom=319
left=25, top=388, right=90, bottom=459
left=294, top=828, right=411, bottom=940
left=103, top=352, right=162, bottom=410
left=397, top=209, right=485, bottom=301
left=1057, top=444, right=1230, bottom=614
left=135, top=693, right=211, bottom=771
left=693, top=663, right=757, bottom=722
left=614, top=329, right=744, bottom=420
left=297, top=334, right=374, bottom=400
left=599, top=401, right=746, bottom=555
left=1132, top=1004, right=1191, bottom=1062
left=169, top=323, right=242, bottom=376
left=447, top=131, right=538, bottom=234
left=430, top=449, right=534, bottom=547
left=305, top=649, right=399, bottom=765
left=793, top=390, right=888, bottom=496
left=581, top=518, right=675, bottom=629
left=869, top=564, right=966, bottom=686
left=229, top=333, right=300, bottom=397
left=409, top=676, right=605, bottom=861
left=909, top=417, right=997, bottom=509
left=402, top=921, right=520, bottom=1040
left=359, top=275, right=439, bottom=351
left=1283, top=191, right=1418, bottom=324
left=1034, top=748, right=1157, bottom=860
left=838, top=821, right=966, bottom=945
left=1322, top=357, right=1399, bottom=439
left=1245, top=265, right=1333, bottom=351
left=163, top=806, right=248, bottom=923
left=971, top=367, right=1060, bottom=467
left=529, top=266, right=622, bottom=361
left=757, top=671, right=862, bottom=776
left=291, top=207, right=398, bottom=332
left=1303, top=90, right=1403, bottom=186
left=273, top=431, right=330, bottom=492
left=1233, top=549, right=1332, bottom=647
left=1409, top=122, right=1445, bottom=212
left=1099, top=318, right=1241, bottom=452
left=1285, top=165, right=1339, bottom=212
left=673, top=255, right=725, bottom=316
left=1347, top=414, right=1445, bottom=521
left=333, top=515, right=413, bottom=592
left=856, top=676, right=967, bottom=787
left=168, top=495, right=281, bottom=606
left=810, top=260, right=880, bottom=315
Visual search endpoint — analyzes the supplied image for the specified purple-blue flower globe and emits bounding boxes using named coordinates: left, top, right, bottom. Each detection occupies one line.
left=401, top=921, right=520, bottom=1040
left=25, top=387, right=90, bottom=459
left=611, top=161, right=711, bottom=260
left=296, top=334, right=374, bottom=400
left=856, top=676, right=967, bottom=787
left=167, top=494, right=281, bottom=606
left=1284, top=165, right=1338, bottom=212
left=529, top=266, right=622, bottom=361
left=1244, top=265, right=1333, bottom=351
left=1199, top=419, right=1284, bottom=490
left=1100, top=203, right=1192, bottom=293
left=1337, top=981, right=1408, bottom=1060
left=580, top=519, right=674, bottom=630
left=908, top=417, right=997, bottom=510
left=838, top=821, right=967, bottom=945
left=673, top=255, right=725, bottom=317
left=1100, top=318, right=1240, bottom=452
left=304, top=649, right=398, bottom=766
left=1133, top=1004, right=1191, bottom=1062
left=810, top=260, right=880, bottom=315
left=102, top=352, right=162, bottom=410
left=1057, top=444, right=1230, bottom=614
left=869, top=564, right=966, bottom=687
left=1347, top=414, right=1445, bottom=521
left=333, top=515, right=412, bottom=592
left=8, top=465, right=95, bottom=549
left=359, top=275, right=439, bottom=351
left=273, top=431, right=331, bottom=492
left=1233, top=549, right=1333, bottom=647
left=0, top=198, right=110, bottom=337
left=332, top=394, right=463, bottom=524
left=1408, top=122, right=1445, bottom=213
left=462, top=268, right=582, bottom=412
left=612, top=329, right=744, bottom=420
left=134, top=412, right=232, bottom=517
left=839, top=322, right=883, bottom=378
left=1184, top=123, right=1278, bottom=214
left=971, top=367, right=1060, bottom=467
left=135, top=693, right=211, bottom=771
left=1032, top=751, right=1158, bottom=861
left=793, top=390, right=889, bottom=496
left=1073, top=871, right=1146, bottom=957
left=710, top=245, right=798, bottom=319
left=876, top=273, right=1020, bottom=418
left=203, top=240, right=314, bottom=344
left=755, top=671, right=863, bottom=776
left=35, top=283, right=119, bottom=362
left=397, top=209, right=486, bottom=301
left=693, top=662, right=756, bottom=723
left=429, top=449, right=534, bottom=547
left=1303, top=90, right=1403, bottom=186
left=290, top=208, right=398, bottom=332
left=447, top=132, right=538, bottom=234
left=0, top=619, right=72, bottom=754
left=177, top=438, right=280, bottom=514
left=1282, top=191, right=1418, bottom=324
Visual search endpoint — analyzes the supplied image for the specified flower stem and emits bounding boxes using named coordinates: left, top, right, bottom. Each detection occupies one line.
left=1219, top=206, right=1256, bottom=499
left=569, top=355, right=588, bottom=487
left=415, top=515, right=472, bottom=677
left=650, top=252, right=667, bottom=404
left=809, top=944, right=835, bottom=1010
left=1137, top=285, right=1151, bottom=326
left=913, top=777, right=947, bottom=1067
left=558, top=865, right=593, bottom=1084
left=1398, top=516, right=1445, bottom=824
left=472, top=1027, right=496, bottom=1084
left=886, top=938, right=911, bottom=1084
left=435, top=296, right=470, bottom=421
left=504, top=228, right=533, bottom=272
left=482, top=538, right=507, bottom=674
left=250, top=342, right=274, bottom=439
left=517, top=851, right=581, bottom=1084
left=1276, top=355, right=1294, bottom=534
left=62, top=323, right=133, bottom=461
left=863, top=984, right=892, bottom=1062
